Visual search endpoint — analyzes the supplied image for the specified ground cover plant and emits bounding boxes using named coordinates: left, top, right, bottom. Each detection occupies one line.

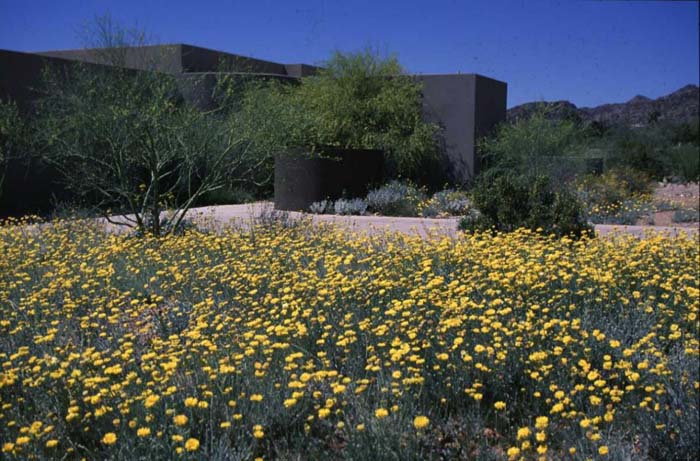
left=1, top=219, right=698, bottom=460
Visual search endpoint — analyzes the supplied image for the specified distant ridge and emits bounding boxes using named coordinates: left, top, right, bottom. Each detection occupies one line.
left=507, top=84, right=700, bottom=127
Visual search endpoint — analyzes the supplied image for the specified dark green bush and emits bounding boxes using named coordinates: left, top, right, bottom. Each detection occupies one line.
left=459, top=171, right=592, bottom=238
left=235, top=49, right=440, bottom=180
left=479, top=106, right=589, bottom=179
left=601, top=121, right=699, bottom=182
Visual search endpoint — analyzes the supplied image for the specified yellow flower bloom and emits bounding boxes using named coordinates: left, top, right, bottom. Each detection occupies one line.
left=253, top=425, right=265, bottom=439
left=413, top=415, right=430, bottom=429
left=102, top=432, right=117, bottom=445
left=535, top=416, right=548, bottom=430
left=185, top=438, right=200, bottom=451
left=375, top=408, right=389, bottom=419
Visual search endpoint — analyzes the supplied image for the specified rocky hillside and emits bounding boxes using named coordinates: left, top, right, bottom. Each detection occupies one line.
left=508, top=84, right=699, bottom=126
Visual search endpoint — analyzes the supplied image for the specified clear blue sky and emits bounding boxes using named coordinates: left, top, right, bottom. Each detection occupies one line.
left=1, top=0, right=698, bottom=108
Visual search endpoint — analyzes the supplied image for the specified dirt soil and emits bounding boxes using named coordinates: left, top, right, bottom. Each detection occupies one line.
left=650, top=182, right=699, bottom=227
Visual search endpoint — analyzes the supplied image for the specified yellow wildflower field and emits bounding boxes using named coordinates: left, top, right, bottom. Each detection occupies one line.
left=0, top=219, right=698, bottom=460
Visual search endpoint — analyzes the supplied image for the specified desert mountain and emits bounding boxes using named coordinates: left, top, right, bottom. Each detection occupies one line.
left=507, top=84, right=699, bottom=127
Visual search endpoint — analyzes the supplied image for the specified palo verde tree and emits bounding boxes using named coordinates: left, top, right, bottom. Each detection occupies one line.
left=36, top=17, right=269, bottom=235
left=228, top=49, right=440, bottom=181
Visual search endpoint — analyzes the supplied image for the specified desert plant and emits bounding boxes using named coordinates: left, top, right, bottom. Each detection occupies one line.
left=672, top=208, right=699, bottom=223
left=309, top=200, right=332, bottom=214
left=239, top=49, right=439, bottom=180
left=663, top=144, right=699, bottom=182
left=366, top=180, right=426, bottom=216
left=0, top=99, right=30, bottom=199
left=460, top=170, right=592, bottom=238
left=333, top=198, right=368, bottom=215
left=479, top=105, right=588, bottom=178
left=575, top=167, right=655, bottom=223
left=419, top=189, right=472, bottom=217
left=35, top=18, right=269, bottom=236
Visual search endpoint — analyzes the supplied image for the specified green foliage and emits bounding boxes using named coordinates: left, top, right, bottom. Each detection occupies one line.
left=480, top=106, right=589, bottom=177
left=0, top=99, right=30, bottom=197
left=418, top=189, right=472, bottom=217
left=598, top=121, right=699, bottom=182
left=35, top=26, right=269, bottom=236
left=662, top=144, right=699, bottom=183
left=365, top=180, right=427, bottom=216
left=574, top=167, right=656, bottom=224
left=460, top=170, right=592, bottom=238
left=239, top=49, right=439, bottom=179
left=672, top=208, right=699, bottom=223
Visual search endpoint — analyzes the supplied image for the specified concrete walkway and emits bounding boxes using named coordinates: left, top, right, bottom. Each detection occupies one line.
left=182, top=202, right=698, bottom=239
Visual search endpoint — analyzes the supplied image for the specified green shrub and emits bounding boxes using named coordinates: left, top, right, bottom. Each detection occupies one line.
left=663, top=144, right=699, bottom=183
left=600, top=121, right=699, bottom=181
left=0, top=99, right=31, bottom=199
left=479, top=106, right=589, bottom=179
left=672, top=208, right=699, bottom=223
left=574, top=167, right=655, bottom=224
left=419, top=189, right=472, bottom=217
left=459, top=171, right=592, bottom=238
left=237, top=49, right=439, bottom=180
left=366, top=180, right=426, bottom=216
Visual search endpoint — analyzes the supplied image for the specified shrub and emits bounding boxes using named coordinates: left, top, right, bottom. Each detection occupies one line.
left=663, top=144, right=699, bottom=183
left=333, top=198, right=368, bottom=215
left=240, top=49, right=439, bottom=180
left=0, top=99, right=31, bottom=201
left=575, top=167, right=655, bottom=223
left=366, top=180, right=426, bottom=216
left=672, top=208, right=699, bottom=223
left=479, top=106, right=589, bottom=178
left=419, top=189, right=472, bottom=217
left=460, top=170, right=592, bottom=238
left=309, top=200, right=332, bottom=214
left=600, top=121, right=699, bottom=181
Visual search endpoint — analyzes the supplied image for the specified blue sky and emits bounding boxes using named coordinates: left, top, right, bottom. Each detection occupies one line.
left=1, top=0, right=697, bottom=108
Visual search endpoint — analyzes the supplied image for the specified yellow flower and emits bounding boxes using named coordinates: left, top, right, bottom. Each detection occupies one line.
left=173, top=414, right=188, bottom=426
left=599, top=445, right=609, bottom=455
left=494, top=401, right=506, bottom=410
left=137, top=427, right=151, bottom=437
left=375, top=408, right=389, bottom=419
left=185, top=438, right=200, bottom=451
left=15, top=436, right=30, bottom=445
left=250, top=394, right=264, bottom=402
left=253, top=424, right=265, bottom=439
left=46, top=439, right=59, bottom=448
left=144, top=395, right=160, bottom=408
left=357, top=423, right=365, bottom=431
left=507, top=447, right=521, bottom=459
left=517, top=427, right=531, bottom=440
left=413, top=415, right=430, bottom=429
left=184, top=397, right=198, bottom=407
left=535, top=416, right=548, bottom=430
left=318, top=408, right=331, bottom=419
left=102, top=432, right=117, bottom=445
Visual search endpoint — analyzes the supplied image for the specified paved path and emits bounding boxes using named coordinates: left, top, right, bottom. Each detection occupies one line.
left=182, top=202, right=698, bottom=239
